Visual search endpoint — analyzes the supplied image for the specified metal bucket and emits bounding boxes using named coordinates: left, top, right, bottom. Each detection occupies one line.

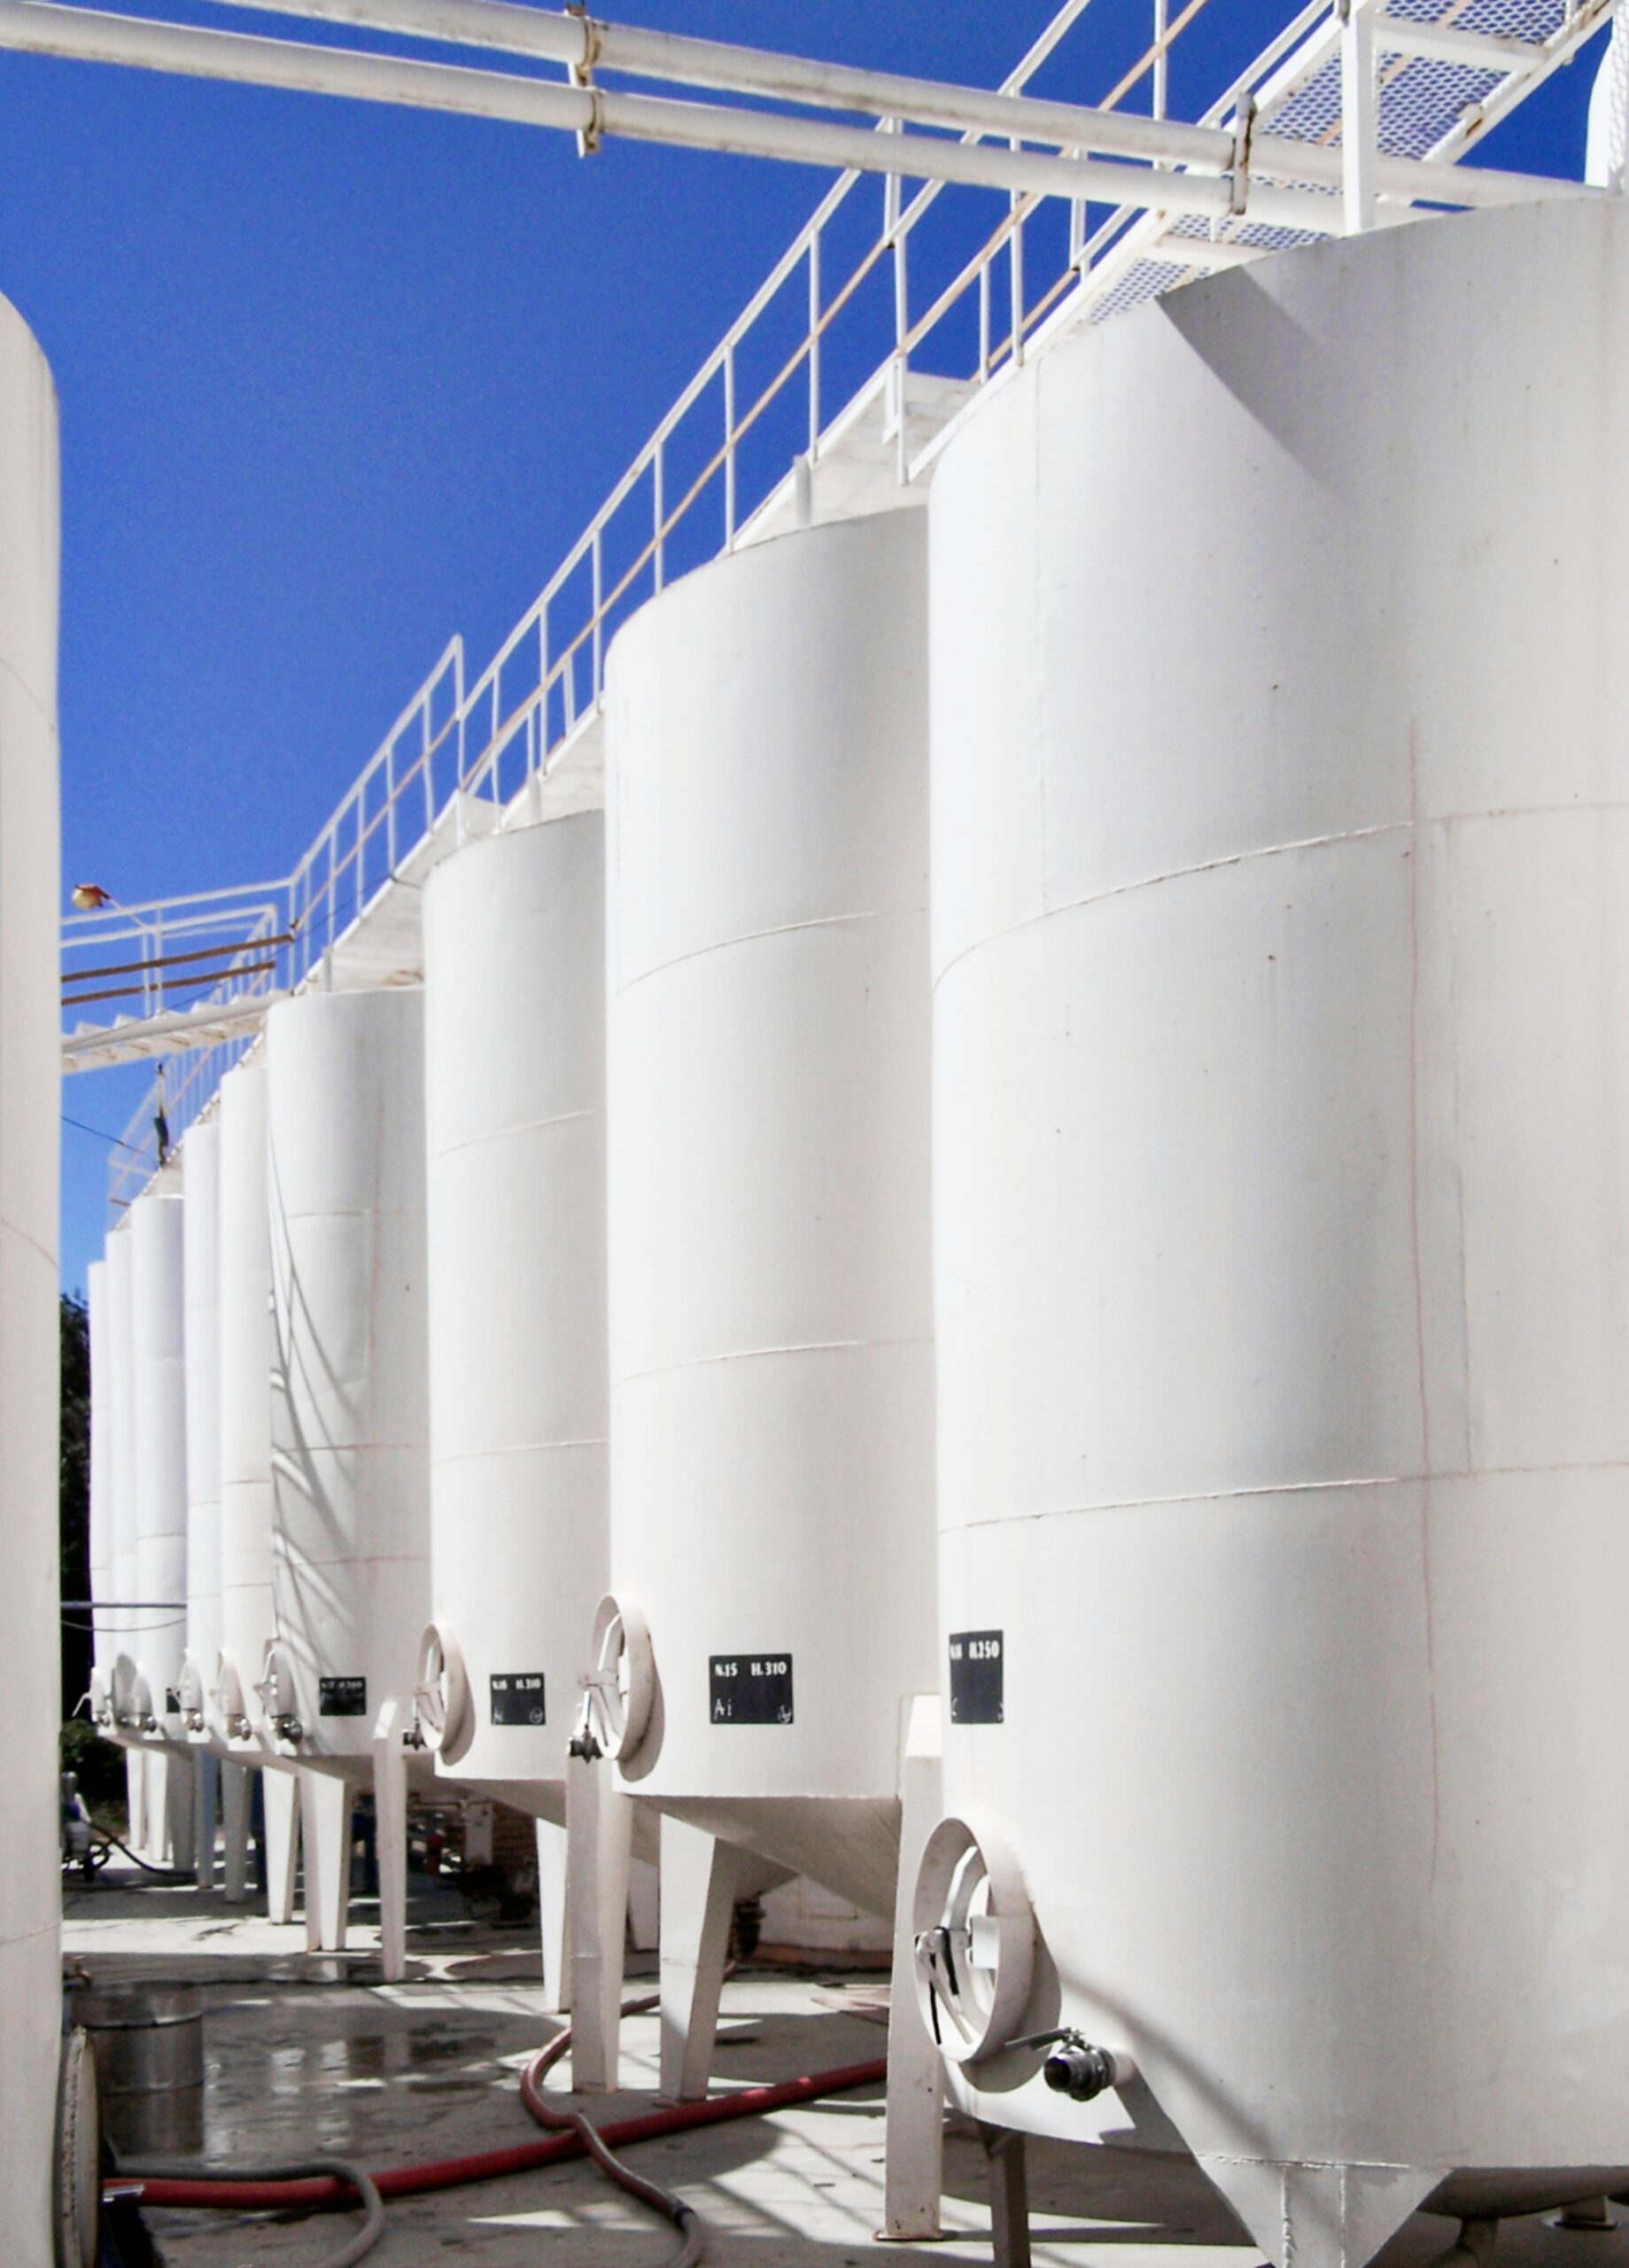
left=75, top=1986, right=204, bottom=2156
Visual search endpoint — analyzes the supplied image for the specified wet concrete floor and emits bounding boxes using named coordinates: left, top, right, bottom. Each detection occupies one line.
left=62, top=1865, right=1629, bottom=2268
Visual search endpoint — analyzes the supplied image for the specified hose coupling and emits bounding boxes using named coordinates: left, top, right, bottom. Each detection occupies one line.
left=1010, top=2026, right=1136, bottom=2103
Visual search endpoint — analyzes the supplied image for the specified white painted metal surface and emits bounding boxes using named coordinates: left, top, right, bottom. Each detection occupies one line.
left=0, top=286, right=60, bottom=2268
left=422, top=814, right=607, bottom=1806
left=130, top=1187, right=189, bottom=1741
left=105, top=1223, right=139, bottom=1726
left=181, top=1122, right=223, bottom=1742
left=926, top=197, right=1629, bottom=2268
left=266, top=986, right=431, bottom=1769
left=216, top=1060, right=275, bottom=1746
left=602, top=509, right=935, bottom=1920
left=87, top=1257, right=113, bottom=1696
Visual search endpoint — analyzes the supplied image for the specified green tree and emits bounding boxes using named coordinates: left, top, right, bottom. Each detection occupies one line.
left=60, top=1288, right=90, bottom=1718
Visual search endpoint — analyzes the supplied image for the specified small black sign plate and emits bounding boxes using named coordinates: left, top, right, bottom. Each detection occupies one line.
left=490, top=1673, right=547, bottom=1728
left=949, top=1631, right=1004, bottom=1725
left=710, top=1655, right=794, bottom=1725
left=319, top=1675, right=368, bottom=1718
left=164, top=1688, right=182, bottom=1716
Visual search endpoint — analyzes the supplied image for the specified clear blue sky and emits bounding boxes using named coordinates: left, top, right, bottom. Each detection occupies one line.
left=2, top=0, right=1602, bottom=1296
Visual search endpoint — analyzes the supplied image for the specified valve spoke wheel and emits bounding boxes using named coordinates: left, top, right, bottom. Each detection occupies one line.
left=580, top=1593, right=655, bottom=1761
left=912, top=1814, right=1034, bottom=2066
left=415, top=1622, right=474, bottom=1764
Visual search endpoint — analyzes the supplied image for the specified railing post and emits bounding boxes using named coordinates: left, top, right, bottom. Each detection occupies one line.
left=1009, top=149, right=1026, bottom=371
left=654, top=444, right=665, bottom=594
left=386, top=739, right=398, bottom=875
left=883, top=126, right=904, bottom=447
left=592, top=528, right=604, bottom=705
left=892, top=150, right=910, bottom=481
left=724, top=344, right=737, bottom=552
left=539, top=607, right=551, bottom=765
left=808, top=229, right=821, bottom=461
left=1339, top=0, right=1377, bottom=232
left=1154, top=0, right=1168, bottom=121
left=979, top=262, right=992, bottom=382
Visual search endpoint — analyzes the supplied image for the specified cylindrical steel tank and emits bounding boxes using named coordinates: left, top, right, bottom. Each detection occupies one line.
left=266, top=986, right=431, bottom=1770
left=105, top=1223, right=140, bottom=1728
left=181, top=1122, right=222, bottom=1742
left=88, top=1256, right=114, bottom=1707
left=129, top=1186, right=188, bottom=1741
left=217, top=1061, right=274, bottom=1746
left=421, top=815, right=607, bottom=1808
left=601, top=509, right=935, bottom=1917
left=923, top=197, right=1629, bottom=2268
left=0, top=286, right=61, bottom=2268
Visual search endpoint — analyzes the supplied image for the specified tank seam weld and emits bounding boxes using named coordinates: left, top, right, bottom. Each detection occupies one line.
left=931, top=802, right=1629, bottom=990
left=613, top=1332, right=932, bottom=1384
left=430, top=1438, right=609, bottom=1462
left=430, top=1107, right=596, bottom=1160
left=950, top=1458, right=1629, bottom=1524
left=617, top=907, right=909, bottom=994
left=0, top=649, right=53, bottom=726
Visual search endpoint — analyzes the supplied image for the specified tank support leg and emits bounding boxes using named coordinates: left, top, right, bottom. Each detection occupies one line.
left=657, top=1815, right=743, bottom=2103
left=124, top=1749, right=145, bottom=1859
left=193, top=1751, right=218, bottom=1888
left=628, top=1853, right=659, bottom=1953
left=164, top=1750, right=194, bottom=1873
left=143, top=1748, right=172, bottom=1866
left=373, top=1701, right=409, bottom=1982
left=537, top=1818, right=571, bottom=2014
left=262, top=1764, right=301, bottom=1924
left=882, top=1693, right=944, bottom=2240
left=981, top=2127, right=1031, bottom=2268
left=568, top=1758, right=632, bottom=2093
left=221, top=1760, right=252, bottom=1903
left=299, top=1769, right=353, bottom=1953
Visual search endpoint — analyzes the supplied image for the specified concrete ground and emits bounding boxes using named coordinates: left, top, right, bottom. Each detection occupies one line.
left=62, top=1866, right=1629, bottom=2268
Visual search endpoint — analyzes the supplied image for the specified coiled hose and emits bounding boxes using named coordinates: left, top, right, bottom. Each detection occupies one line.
left=112, top=2155, right=384, bottom=2268
left=520, top=1992, right=702, bottom=2268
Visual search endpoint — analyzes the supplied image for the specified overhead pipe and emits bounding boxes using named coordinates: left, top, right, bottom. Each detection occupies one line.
left=176, top=0, right=1593, bottom=210
left=0, top=0, right=1590, bottom=225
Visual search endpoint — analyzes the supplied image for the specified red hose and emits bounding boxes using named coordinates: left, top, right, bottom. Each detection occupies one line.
left=113, top=2054, right=887, bottom=2213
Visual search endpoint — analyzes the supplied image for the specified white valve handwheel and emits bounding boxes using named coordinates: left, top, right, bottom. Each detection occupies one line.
left=912, top=1814, right=1036, bottom=2066
left=582, top=1592, right=655, bottom=1761
left=415, top=1621, right=474, bottom=1764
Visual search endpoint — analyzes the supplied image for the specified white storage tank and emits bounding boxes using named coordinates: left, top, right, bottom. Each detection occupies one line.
left=266, top=984, right=431, bottom=1764
left=180, top=1121, right=222, bottom=1744
left=266, top=984, right=432, bottom=1957
left=129, top=1185, right=188, bottom=1742
left=921, top=197, right=1629, bottom=2268
left=87, top=1256, right=114, bottom=1715
left=105, top=1221, right=140, bottom=1732
left=0, top=286, right=61, bottom=2268
left=598, top=509, right=936, bottom=1927
left=421, top=814, right=608, bottom=1807
left=217, top=1060, right=275, bottom=1747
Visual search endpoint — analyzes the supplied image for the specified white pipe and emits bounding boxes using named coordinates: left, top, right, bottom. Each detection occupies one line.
left=0, top=2, right=1346, bottom=232
left=0, top=0, right=1587, bottom=227
left=182, top=0, right=1589, bottom=211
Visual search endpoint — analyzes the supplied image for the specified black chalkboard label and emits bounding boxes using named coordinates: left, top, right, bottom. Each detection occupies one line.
left=949, top=1631, right=1004, bottom=1724
left=319, top=1675, right=368, bottom=1718
left=710, top=1655, right=794, bottom=1725
left=490, top=1673, right=546, bottom=1728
